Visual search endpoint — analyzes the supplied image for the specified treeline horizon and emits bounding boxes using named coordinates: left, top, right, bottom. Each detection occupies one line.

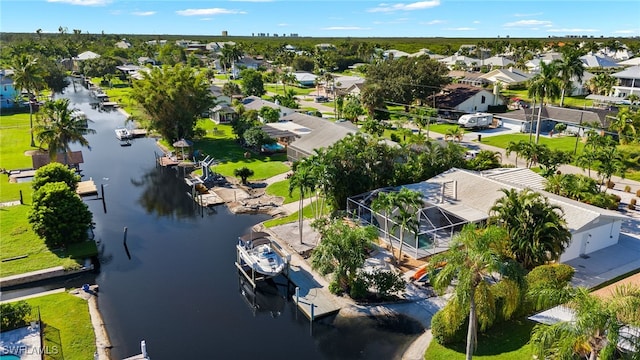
left=3, top=31, right=640, bottom=55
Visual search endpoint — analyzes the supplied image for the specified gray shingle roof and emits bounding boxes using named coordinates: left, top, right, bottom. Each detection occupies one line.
left=420, top=168, right=626, bottom=233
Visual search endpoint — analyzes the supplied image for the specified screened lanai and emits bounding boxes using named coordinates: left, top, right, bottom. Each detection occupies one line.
left=346, top=182, right=487, bottom=259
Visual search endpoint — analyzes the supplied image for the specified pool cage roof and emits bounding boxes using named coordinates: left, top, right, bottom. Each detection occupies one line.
left=347, top=185, right=479, bottom=259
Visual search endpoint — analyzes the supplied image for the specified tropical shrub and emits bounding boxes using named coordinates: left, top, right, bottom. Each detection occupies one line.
left=367, top=269, right=406, bottom=299
left=32, top=162, right=80, bottom=192
left=630, top=198, right=637, bottom=210
left=430, top=304, right=467, bottom=344
left=1, top=301, right=32, bottom=331
left=28, top=182, right=93, bottom=247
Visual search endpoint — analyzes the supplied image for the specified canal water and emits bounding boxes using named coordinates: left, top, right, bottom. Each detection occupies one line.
left=18, top=82, right=422, bottom=359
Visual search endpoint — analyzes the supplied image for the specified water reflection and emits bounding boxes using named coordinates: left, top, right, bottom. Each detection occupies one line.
left=130, top=166, right=198, bottom=218
left=5, top=79, right=424, bottom=360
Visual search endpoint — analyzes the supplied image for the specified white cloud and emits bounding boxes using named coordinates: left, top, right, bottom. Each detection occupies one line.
left=278, top=23, right=289, bottom=27
left=547, top=28, right=599, bottom=33
left=47, top=0, right=111, bottom=5
left=422, top=19, right=445, bottom=25
left=613, top=29, right=638, bottom=34
left=368, top=0, right=440, bottom=13
left=132, top=11, right=155, bottom=16
left=322, top=26, right=371, bottom=31
left=445, top=27, right=476, bottom=31
left=473, top=20, right=480, bottom=24
left=504, top=19, right=552, bottom=27
left=514, top=12, right=543, bottom=17
left=176, top=8, right=246, bottom=16
left=229, top=0, right=272, bottom=2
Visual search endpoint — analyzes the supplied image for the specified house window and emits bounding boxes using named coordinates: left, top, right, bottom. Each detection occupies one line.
left=481, top=95, right=486, bottom=104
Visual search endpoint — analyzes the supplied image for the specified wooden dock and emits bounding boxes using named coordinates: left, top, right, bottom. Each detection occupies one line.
left=76, top=179, right=98, bottom=196
left=157, top=156, right=179, bottom=167
left=288, top=263, right=342, bottom=320
left=130, top=129, right=147, bottom=137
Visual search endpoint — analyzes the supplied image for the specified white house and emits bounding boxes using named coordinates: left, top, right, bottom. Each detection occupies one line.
left=479, top=67, right=531, bottom=88
left=346, top=168, right=627, bottom=261
left=241, top=96, right=296, bottom=120
left=432, top=84, right=502, bottom=114
left=611, top=66, right=640, bottom=98
left=438, top=55, right=481, bottom=69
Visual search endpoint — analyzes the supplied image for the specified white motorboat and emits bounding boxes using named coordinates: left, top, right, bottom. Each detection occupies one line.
left=237, top=232, right=288, bottom=278
left=115, top=128, right=132, bottom=140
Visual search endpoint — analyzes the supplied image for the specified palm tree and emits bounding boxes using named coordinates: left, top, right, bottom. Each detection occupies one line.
left=34, top=99, right=95, bottom=163
left=220, top=44, right=243, bottom=81
left=609, top=107, right=637, bottom=144
left=389, top=188, right=423, bottom=262
left=233, top=167, right=254, bottom=185
left=594, top=146, right=627, bottom=192
left=505, top=140, right=525, bottom=167
left=431, top=224, right=523, bottom=360
left=557, top=48, right=585, bottom=107
left=588, top=73, right=617, bottom=96
left=531, top=285, right=640, bottom=360
left=311, top=220, right=379, bottom=293
left=11, top=54, right=46, bottom=147
left=280, top=71, right=297, bottom=94
left=489, top=188, right=571, bottom=270
left=528, top=61, right=562, bottom=144
left=445, top=126, right=464, bottom=142
left=289, top=161, right=316, bottom=244
left=371, top=190, right=397, bottom=261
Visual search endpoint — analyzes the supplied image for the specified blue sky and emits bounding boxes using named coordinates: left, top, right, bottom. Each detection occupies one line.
left=2, top=0, right=639, bottom=38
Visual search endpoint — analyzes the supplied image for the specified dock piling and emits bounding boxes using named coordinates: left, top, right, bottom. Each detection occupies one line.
left=19, top=190, right=23, bottom=205
left=101, top=184, right=107, bottom=213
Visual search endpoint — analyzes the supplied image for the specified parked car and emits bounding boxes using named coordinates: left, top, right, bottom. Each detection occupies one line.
left=314, top=96, right=329, bottom=103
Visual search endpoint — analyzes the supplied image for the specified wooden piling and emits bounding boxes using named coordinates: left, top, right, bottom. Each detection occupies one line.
left=101, top=184, right=107, bottom=213
left=19, top=190, right=23, bottom=205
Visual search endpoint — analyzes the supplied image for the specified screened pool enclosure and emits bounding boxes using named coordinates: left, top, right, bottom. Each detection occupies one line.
left=346, top=183, right=483, bottom=259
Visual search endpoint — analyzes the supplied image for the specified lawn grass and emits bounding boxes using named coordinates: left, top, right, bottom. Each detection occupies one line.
left=424, top=319, right=535, bottom=360
left=263, top=200, right=328, bottom=228
left=501, top=89, right=594, bottom=108
left=264, top=84, right=316, bottom=96
left=479, top=133, right=585, bottom=154
left=265, top=179, right=300, bottom=204
left=0, top=205, right=97, bottom=277
left=0, top=180, right=33, bottom=203
left=191, top=121, right=290, bottom=180
left=0, top=113, right=38, bottom=170
left=22, top=292, right=96, bottom=360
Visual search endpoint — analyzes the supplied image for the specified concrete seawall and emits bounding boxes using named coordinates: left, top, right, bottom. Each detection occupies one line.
left=0, top=265, right=94, bottom=288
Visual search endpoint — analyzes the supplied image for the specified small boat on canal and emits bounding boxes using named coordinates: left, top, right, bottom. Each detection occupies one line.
left=237, top=232, right=288, bottom=278
left=115, top=128, right=132, bottom=140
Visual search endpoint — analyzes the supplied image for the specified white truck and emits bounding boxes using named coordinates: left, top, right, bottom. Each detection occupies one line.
left=457, top=113, right=494, bottom=129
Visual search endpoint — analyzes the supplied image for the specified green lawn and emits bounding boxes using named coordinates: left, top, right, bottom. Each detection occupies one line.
left=480, top=133, right=585, bottom=154
left=263, top=200, right=328, bottom=228
left=190, top=121, right=290, bottom=181
left=424, top=319, right=535, bottom=360
left=0, top=205, right=97, bottom=277
left=501, top=89, right=594, bottom=109
left=265, top=179, right=300, bottom=204
left=22, top=292, right=96, bottom=360
left=264, top=84, right=316, bottom=96
left=0, top=113, right=38, bottom=170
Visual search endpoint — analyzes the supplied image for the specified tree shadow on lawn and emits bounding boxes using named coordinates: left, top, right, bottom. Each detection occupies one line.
left=441, top=319, right=534, bottom=357
left=194, top=138, right=287, bottom=164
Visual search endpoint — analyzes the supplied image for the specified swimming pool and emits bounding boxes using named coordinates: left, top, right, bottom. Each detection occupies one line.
left=261, top=143, right=285, bottom=152
left=1, top=354, right=21, bottom=360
